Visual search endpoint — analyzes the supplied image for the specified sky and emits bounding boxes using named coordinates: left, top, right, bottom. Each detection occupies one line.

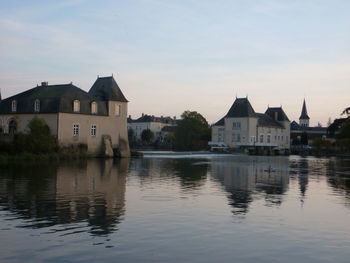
left=0, top=0, right=349, bottom=126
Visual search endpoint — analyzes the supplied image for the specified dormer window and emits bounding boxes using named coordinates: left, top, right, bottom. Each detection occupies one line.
left=91, top=101, right=97, bottom=114
left=34, top=99, right=40, bottom=112
left=11, top=100, right=17, bottom=112
left=73, top=100, right=80, bottom=113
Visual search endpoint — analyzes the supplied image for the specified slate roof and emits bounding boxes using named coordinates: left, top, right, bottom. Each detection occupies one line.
left=226, top=98, right=256, bottom=118
left=265, top=107, right=290, bottom=122
left=299, top=99, right=310, bottom=120
left=89, top=76, right=128, bottom=102
left=291, top=120, right=327, bottom=132
left=0, top=76, right=129, bottom=115
left=129, top=114, right=177, bottom=124
left=256, top=113, right=284, bottom=128
left=212, top=117, right=225, bottom=126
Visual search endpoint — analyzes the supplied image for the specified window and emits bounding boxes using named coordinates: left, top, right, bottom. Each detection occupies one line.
left=91, top=101, right=97, bottom=114
left=34, top=99, right=40, bottom=112
left=73, top=100, right=80, bottom=113
left=73, top=124, right=79, bottom=136
left=236, top=133, right=241, bottom=142
left=232, top=122, right=241, bottom=130
left=250, top=136, right=256, bottom=143
left=11, top=100, right=17, bottom=112
left=91, top=124, right=97, bottom=136
left=267, top=134, right=271, bottom=143
left=260, top=134, right=264, bottom=143
left=115, top=104, right=121, bottom=116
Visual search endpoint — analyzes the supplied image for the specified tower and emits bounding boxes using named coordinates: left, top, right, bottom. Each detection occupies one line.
left=299, top=99, right=310, bottom=127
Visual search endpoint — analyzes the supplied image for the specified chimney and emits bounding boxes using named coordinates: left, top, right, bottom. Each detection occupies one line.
left=41, top=81, right=48, bottom=86
left=142, top=113, right=144, bottom=117
left=173, top=116, right=176, bottom=120
left=274, top=112, right=278, bottom=121
left=128, top=115, right=131, bottom=119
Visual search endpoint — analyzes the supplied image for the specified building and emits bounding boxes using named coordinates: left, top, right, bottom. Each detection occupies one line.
left=211, top=97, right=290, bottom=154
left=290, top=99, right=327, bottom=145
left=127, top=114, right=177, bottom=142
left=0, top=76, right=130, bottom=157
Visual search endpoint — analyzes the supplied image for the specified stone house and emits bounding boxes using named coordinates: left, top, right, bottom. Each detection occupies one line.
left=0, top=76, right=130, bottom=157
left=211, top=97, right=290, bottom=153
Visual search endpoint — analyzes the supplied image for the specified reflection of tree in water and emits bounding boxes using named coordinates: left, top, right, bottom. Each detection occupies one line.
left=326, top=159, right=350, bottom=206
left=132, top=158, right=208, bottom=190
left=211, top=156, right=289, bottom=216
left=0, top=159, right=128, bottom=237
left=168, top=159, right=208, bottom=189
left=298, top=159, right=309, bottom=199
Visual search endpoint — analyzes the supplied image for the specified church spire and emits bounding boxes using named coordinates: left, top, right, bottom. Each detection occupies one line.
left=299, top=99, right=310, bottom=127
left=299, top=99, right=310, bottom=120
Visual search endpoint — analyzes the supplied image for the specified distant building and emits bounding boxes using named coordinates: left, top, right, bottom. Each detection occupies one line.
left=0, top=76, right=130, bottom=157
left=210, top=97, right=290, bottom=153
left=290, top=99, right=327, bottom=145
left=127, top=114, right=177, bottom=142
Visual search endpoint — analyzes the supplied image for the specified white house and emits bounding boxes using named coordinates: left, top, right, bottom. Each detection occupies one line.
left=128, top=114, right=177, bottom=142
left=211, top=97, right=290, bottom=154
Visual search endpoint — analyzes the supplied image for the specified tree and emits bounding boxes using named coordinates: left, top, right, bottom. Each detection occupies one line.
left=174, top=111, right=210, bottom=150
left=336, top=119, right=350, bottom=139
left=141, top=129, right=154, bottom=144
left=26, top=117, right=57, bottom=153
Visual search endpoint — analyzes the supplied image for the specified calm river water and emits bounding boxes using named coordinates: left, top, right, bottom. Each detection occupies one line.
left=0, top=155, right=350, bottom=263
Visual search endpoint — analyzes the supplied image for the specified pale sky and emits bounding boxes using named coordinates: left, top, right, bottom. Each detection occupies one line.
left=0, top=0, right=349, bottom=126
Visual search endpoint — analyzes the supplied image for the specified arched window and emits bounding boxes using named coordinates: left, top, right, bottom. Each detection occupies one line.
left=73, top=100, right=80, bottom=113
left=91, top=101, right=97, bottom=114
left=11, top=100, right=17, bottom=112
left=34, top=99, right=40, bottom=112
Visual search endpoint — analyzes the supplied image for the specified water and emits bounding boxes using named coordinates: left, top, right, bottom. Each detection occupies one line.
left=0, top=155, right=350, bottom=263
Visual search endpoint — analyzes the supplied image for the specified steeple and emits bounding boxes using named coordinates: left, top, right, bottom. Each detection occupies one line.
left=299, top=99, right=310, bottom=127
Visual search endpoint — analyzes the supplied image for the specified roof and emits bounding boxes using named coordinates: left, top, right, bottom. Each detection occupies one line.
left=0, top=83, right=108, bottom=115
left=213, top=117, right=225, bottom=126
left=291, top=120, right=327, bottom=132
left=129, top=114, right=177, bottom=124
left=299, top=99, right=310, bottom=120
left=89, top=76, right=128, bottom=102
left=256, top=113, right=284, bottom=128
left=265, top=107, right=290, bottom=122
left=226, top=98, right=256, bottom=118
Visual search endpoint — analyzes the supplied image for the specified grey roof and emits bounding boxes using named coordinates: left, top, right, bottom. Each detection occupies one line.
left=129, top=114, right=177, bottom=124
left=89, top=76, right=128, bottom=102
left=256, top=113, right=284, bottom=128
left=0, top=83, right=108, bottom=115
left=291, top=120, right=327, bottom=132
left=213, top=117, right=225, bottom=126
left=265, top=107, right=290, bottom=122
left=299, top=99, right=310, bottom=120
left=226, top=98, right=256, bottom=118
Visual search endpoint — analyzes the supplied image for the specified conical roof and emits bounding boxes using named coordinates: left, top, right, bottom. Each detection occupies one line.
left=299, top=99, right=310, bottom=120
left=226, top=98, right=256, bottom=118
left=89, top=76, right=128, bottom=102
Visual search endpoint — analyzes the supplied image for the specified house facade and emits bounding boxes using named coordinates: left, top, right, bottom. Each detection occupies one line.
left=127, top=114, right=177, bottom=142
left=0, top=76, right=130, bottom=157
left=211, top=97, right=290, bottom=153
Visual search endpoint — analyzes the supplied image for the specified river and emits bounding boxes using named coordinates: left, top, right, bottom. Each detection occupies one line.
left=0, top=155, right=349, bottom=262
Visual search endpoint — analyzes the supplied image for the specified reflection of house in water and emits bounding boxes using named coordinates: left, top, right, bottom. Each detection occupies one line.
left=210, top=156, right=289, bottom=215
left=0, top=159, right=129, bottom=236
